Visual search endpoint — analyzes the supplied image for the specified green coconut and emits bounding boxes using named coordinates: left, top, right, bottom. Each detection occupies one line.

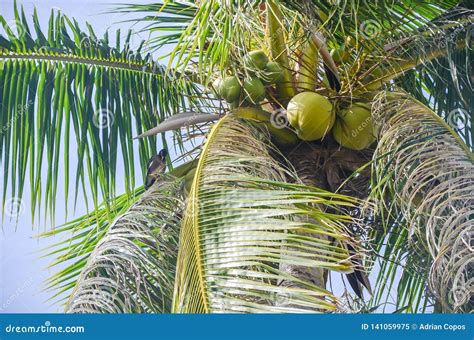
left=212, top=78, right=223, bottom=96
left=220, top=76, right=242, bottom=102
left=286, top=92, right=334, bottom=141
left=262, top=61, right=284, bottom=84
left=332, top=103, right=375, bottom=150
left=244, top=50, right=269, bottom=71
left=243, top=77, right=266, bottom=103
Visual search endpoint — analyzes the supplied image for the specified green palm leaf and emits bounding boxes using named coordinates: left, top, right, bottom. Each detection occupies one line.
left=118, top=0, right=460, bottom=76
left=40, top=188, right=143, bottom=304
left=394, top=6, right=473, bottom=149
left=0, top=4, right=203, bottom=221
left=65, top=179, right=183, bottom=313
left=41, top=160, right=198, bottom=305
left=172, top=114, right=363, bottom=313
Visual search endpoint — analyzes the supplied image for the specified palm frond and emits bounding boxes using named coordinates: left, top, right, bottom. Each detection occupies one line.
left=346, top=7, right=473, bottom=95
left=289, top=0, right=459, bottom=38
left=116, top=1, right=265, bottom=78
left=367, top=90, right=473, bottom=313
left=135, top=112, right=220, bottom=139
left=40, top=188, right=143, bottom=304
left=172, top=114, right=363, bottom=313
left=41, top=160, right=198, bottom=305
left=113, top=0, right=472, bottom=136
left=66, top=179, right=183, bottom=313
left=0, top=4, right=205, bottom=221
left=394, top=6, right=473, bottom=149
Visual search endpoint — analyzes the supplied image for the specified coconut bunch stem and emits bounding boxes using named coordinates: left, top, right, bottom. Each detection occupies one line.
left=266, top=0, right=296, bottom=101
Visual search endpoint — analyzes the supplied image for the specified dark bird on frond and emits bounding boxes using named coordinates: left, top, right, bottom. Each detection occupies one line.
left=145, top=149, right=168, bottom=190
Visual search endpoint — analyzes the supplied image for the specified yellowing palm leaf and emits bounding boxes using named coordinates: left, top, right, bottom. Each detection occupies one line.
left=172, top=114, right=362, bottom=313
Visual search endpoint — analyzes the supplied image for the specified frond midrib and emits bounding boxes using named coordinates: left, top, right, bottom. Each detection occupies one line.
left=0, top=51, right=163, bottom=75
left=174, top=115, right=226, bottom=313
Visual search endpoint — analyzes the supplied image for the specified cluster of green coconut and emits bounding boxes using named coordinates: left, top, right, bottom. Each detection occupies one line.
left=213, top=49, right=374, bottom=151
left=212, top=50, right=284, bottom=105
left=286, top=92, right=375, bottom=150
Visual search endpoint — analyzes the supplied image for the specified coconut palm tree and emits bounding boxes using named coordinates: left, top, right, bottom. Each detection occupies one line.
left=0, top=0, right=472, bottom=313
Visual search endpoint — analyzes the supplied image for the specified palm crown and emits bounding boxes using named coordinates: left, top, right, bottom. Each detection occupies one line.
left=0, top=0, right=472, bottom=313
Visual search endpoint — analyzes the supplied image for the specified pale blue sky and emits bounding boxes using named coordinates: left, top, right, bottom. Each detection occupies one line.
left=0, top=0, right=171, bottom=313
